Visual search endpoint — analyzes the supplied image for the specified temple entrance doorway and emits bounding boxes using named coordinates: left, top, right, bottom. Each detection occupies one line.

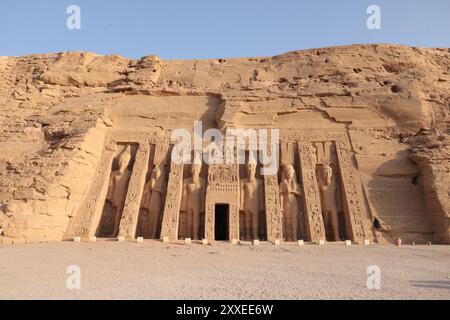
left=215, top=204, right=229, bottom=241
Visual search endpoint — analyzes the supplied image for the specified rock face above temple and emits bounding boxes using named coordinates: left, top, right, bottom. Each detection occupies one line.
left=0, top=44, right=448, bottom=244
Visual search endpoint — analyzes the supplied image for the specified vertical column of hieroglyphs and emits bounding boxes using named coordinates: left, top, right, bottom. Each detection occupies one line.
left=262, top=136, right=282, bottom=243
left=118, top=143, right=151, bottom=239
left=298, top=142, right=326, bottom=241
left=160, top=160, right=184, bottom=241
left=229, top=164, right=240, bottom=241
left=264, top=174, right=283, bottom=243
left=335, top=140, right=371, bottom=243
left=204, top=202, right=215, bottom=242
left=65, top=145, right=116, bottom=239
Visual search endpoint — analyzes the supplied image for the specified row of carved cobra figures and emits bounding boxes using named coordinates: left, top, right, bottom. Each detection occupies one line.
left=101, top=149, right=343, bottom=242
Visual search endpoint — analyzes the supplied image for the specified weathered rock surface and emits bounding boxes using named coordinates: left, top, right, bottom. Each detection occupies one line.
left=0, top=44, right=448, bottom=244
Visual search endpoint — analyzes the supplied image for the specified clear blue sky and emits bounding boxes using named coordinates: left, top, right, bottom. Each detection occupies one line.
left=1, top=0, right=449, bottom=59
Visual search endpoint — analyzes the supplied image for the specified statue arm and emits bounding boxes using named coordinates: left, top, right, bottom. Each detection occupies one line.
left=294, top=182, right=302, bottom=197
left=239, top=180, right=244, bottom=211
left=279, top=186, right=284, bottom=213
left=200, top=179, right=206, bottom=213
left=106, top=172, right=115, bottom=200
left=141, top=181, right=151, bottom=207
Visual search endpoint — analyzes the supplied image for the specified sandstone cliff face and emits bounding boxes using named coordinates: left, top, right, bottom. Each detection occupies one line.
left=0, top=44, right=448, bottom=244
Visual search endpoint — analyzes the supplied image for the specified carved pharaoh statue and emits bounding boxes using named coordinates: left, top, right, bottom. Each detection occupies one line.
left=142, top=166, right=167, bottom=239
left=316, top=163, right=340, bottom=241
left=106, top=149, right=132, bottom=237
left=240, top=161, right=265, bottom=240
left=279, top=164, right=303, bottom=241
left=180, top=163, right=206, bottom=240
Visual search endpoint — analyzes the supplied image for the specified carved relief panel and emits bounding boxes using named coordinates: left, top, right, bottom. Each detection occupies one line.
left=204, top=164, right=240, bottom=242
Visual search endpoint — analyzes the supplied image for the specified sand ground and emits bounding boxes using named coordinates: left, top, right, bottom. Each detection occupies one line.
left=0, top=240, right=449, bottom=300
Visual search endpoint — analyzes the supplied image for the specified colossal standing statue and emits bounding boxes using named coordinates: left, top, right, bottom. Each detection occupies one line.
left=316, top=163, right=340, bottom=241
left=279, top=164, right=303, bottom=241
left=181, top=163, right=206, bottom=240
left=240, top=162, right=265, bottom=240
left=142, top=166, right=167, bottom=239
left=106, top=150, right=132, bottom=237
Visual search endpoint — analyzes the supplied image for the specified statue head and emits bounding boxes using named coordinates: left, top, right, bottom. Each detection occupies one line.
left=153, top=165, right=163, bottom=178
left=190, top=163, right=202, bottom=177
left=246, top=163, right=257, bottom=178
left=316, top=163, right=333, bottom=185
left=283, top=164, right=296, bottom=181
left=118, top=150, right=131, bottom=172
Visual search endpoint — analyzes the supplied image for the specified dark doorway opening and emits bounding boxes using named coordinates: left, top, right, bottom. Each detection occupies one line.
left=215, top=204, right=229, bottom=241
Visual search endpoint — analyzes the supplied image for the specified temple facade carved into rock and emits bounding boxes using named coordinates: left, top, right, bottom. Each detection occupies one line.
left=0, top=44, right=448, bottom=245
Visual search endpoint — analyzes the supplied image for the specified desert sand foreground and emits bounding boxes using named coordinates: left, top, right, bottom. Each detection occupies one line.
left=0, top=241, right=449, bottom=300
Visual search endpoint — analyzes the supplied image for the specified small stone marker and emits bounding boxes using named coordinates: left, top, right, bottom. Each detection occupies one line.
left=364, top=240, right=370, bottom=245
left=345, top=240, right=352, bottom=246
left=162, top=236, right=170, bottom=243
left=396, top=238, right=402, bottom=246
left=117, top=236, right=125, bottom=242
left=412, top=242, right=415, bottom=246
left=185, top=238, right=192, bottom=245
left=136, top=237, right=144, bottom=243
left=73, top=236, right=81, bottom=242
left=274, top=239, right=281, bottom=245
left=253, top=240, right=260, bottom=246
left=298, top=240, right=304, bottom=246
left=428, top=242, right=432, bottom=246
left=202, top=239, right=209, bottom=245
left=318, top=239, right=325, bottom=245
left=231, top=238, right=238, bottom=245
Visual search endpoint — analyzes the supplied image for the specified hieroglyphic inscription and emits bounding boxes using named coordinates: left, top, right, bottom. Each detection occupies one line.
left=298, top=143, right=326, bottom=241
left=118, top=144, right=151, bottom=239
left=160, top=162, right=184, bottom=240
left=264, top=174, right=283, bottom=242
left=65, top=149, right=115, bottom=239
left=335, top=141, right=371, bottom=243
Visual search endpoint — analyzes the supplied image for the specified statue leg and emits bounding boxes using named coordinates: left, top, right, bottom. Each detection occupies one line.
left=298, top=210, right=305, bottom=240
left=192, top=209, right=200, bottom=240
left=252, top=211, right=259, bottom=240
left=186, top=209, right=193, bottom=239
left=330, top=210, right=340, bottom=241
left=113, top=205, right=123, bottom=237
left=291, top=211, right=298, bottom=242
left=244, top=210, right=251, bottom=240
left=149, top=209, right=158, bottom=239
